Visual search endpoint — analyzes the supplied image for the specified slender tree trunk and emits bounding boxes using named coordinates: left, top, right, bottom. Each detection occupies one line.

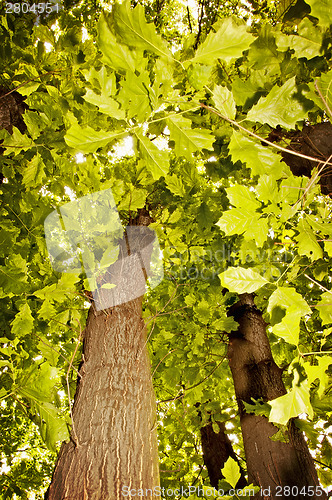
left=228, top=293, right=326, bottom=500
left=46, top=221, right=160, bottom=499
left=200, top=421, right=246, bottom=489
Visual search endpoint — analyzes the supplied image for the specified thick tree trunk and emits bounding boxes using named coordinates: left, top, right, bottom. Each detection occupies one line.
left=46, top=221, right=160, bottom=499
left=200, top=421, right=246, bottom=489
left=228, top=293, right=326, bottom=500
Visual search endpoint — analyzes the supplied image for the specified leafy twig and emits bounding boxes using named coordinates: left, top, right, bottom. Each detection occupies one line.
left=199, top=102, right=332, bottom=167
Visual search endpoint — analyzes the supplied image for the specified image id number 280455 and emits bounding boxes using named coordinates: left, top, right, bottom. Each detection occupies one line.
left=5, top=3, right=61, bottom=14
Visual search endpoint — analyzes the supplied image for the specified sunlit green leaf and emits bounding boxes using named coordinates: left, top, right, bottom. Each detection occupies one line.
left=136, top=132, right=169, bottom=180
left=306, top=0, right=332, bottom=28
left=221, top=457, right=241, bottom=488
left=167, top=114, right=214, bottom=160
left=11, top=303, right=34, bottom=338
left=316, top=292, right=332, bottom=326
left=269, top=372, right=313, bottom=425
left=219, top=267, right=269, bottom=293
left=190, top=18, right=254, bottom=64
left=65, top=123, right=125, bottom=153
left=213, top=86, right=236, bottom=120
left=110, top=0, right=173, bottom=60
left=247, top=77, right=309, bottom=129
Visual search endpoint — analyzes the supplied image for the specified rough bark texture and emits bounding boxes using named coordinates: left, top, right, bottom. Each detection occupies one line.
left=46, top=218, right=159, bottom=499
left=0, top=86, right=27, bottom=183
left=269, top=122, right=332, bottom=196
left=228, top=293, right=326, bottom=500
left=200, top=421, right=246, bottom=489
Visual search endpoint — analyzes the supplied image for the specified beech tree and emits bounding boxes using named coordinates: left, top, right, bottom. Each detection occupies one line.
left=0, top=0, right=332, bottom=498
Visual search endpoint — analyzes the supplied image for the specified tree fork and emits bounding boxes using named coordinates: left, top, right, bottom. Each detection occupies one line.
left=227, top=293, right=326, bottom=499
left=46, top=216, right=160, bottom=499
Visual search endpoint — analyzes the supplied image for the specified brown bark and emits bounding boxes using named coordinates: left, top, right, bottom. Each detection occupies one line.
left=269, top=123, right=332, bottom=196
left=200, top=421, right=246, bottom=489
left=46, top=221, right=159, bottom=499
left=227, top=293, right=326, bottom=500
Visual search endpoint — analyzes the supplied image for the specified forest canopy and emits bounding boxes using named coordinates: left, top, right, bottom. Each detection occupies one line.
left=0, top=0, right=332, bottom=498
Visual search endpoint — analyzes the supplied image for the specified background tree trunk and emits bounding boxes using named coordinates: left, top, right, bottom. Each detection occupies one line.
left=46, top=220, right=160, bottom=499
left=200, top=421, right=246, bottom=489
left=228, top=293, right=326, bottom=499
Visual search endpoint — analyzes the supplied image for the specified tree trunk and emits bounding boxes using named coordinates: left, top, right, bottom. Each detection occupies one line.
left=200, top=421, right=246, bottom=489
left=228, top=293, right=326, bottom=500
left=46, top=221, right=160, bottom=499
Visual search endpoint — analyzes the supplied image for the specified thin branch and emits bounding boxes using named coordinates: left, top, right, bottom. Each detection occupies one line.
left=152, top=349, right=177, bottom=377
left=187, top=4, right=193, bottom=33
left=314, top=79, right=332, bottom=120
left=34, top=333, right=81, bottom=377
left=304, top=274, right=332, bottom=296
left=0, top=70, right=63, bottom=100
left=199, top=102, right=332, bottom=167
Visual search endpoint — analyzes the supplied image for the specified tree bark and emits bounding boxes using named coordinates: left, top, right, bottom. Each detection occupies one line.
left=228, top=293, right=326, bottom=500
left=46, top=221, right=160, bottom=499
left=200, top=421, right=246, bottom=489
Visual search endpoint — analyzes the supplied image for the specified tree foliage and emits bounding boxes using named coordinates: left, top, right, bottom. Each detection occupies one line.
left=0, top=0, right=332, bottom=496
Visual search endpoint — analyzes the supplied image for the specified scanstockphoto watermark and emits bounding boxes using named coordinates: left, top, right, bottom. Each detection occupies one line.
left=121, top=485, right=256, bottom=497
left=44, top=188, right=163, bottom=310
left=165, top=244, right=294, bottom=281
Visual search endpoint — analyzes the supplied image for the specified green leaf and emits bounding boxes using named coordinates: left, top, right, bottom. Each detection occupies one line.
left=311, top=69, right=332, bottom=119
left=247, top=25, right=281, bottom=78
left=267, top=286, right=311, bottom=317
left=136, top=132, right=169, bottom=180
left=256, top=174, right=279, bottom=203
left=304, top=356, right=332, bottom=398
left=228, top=130, right=288, bottom=178
left=167, top=114, right=214, bottom=160
left=216, top=207, right=269, bottom=246
left=187, top=64, right=212, bottom=91
left=272, top=307, right=302, bottom=345
left=0, top=254, right=28, bottom=296
left=295, top=219, right=323, bottom=261
left=165, top=174, right=186, bottom=197
left=218, top=267, right=269, bottom=293
left=243, top=399, right=271, bottom=417
left=216, top=207, right=258, bottom=235
left=247, top=77, right=308, bottom=129
left=232, top=76, right=264, bottom=109
left=213, top=86, right=236, bottom=120
left=22, top=153, right=45, bottom=188
left=325, top=241, right=332, bottom=257
left=38, top=299, right=57, bottom=321
left=37, top=338, right=60, bottom=366
left=190, top=18, right=254, bottom=64
left=118, top=70, right=152, bottom=121
left=11, top=303, right=34, bottom=338
left=110, top=0, right=173, bottom=60
left=99, top=245, right=119, bottom=270
left=276, top=18, right=323, bottom=59
left=316, top=292, right=332, bottom=326
left=211, top=316, right=239, bottom=333
left=117, top=187, right=148, bottom=210
left=83, top=67, right=125, bottom=120
left=3, top=127, right=34, bottom=156
left=226, top=185, right=260, bottom=210
left=97, top=13, right=139, bottom=72
left=65, top=123, right=125, bottom=153
left=305, top=0, right=332, bottom=28
left=269, top=371, right=313, bottom=425
left=221, top=457, right=241, bottom=488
